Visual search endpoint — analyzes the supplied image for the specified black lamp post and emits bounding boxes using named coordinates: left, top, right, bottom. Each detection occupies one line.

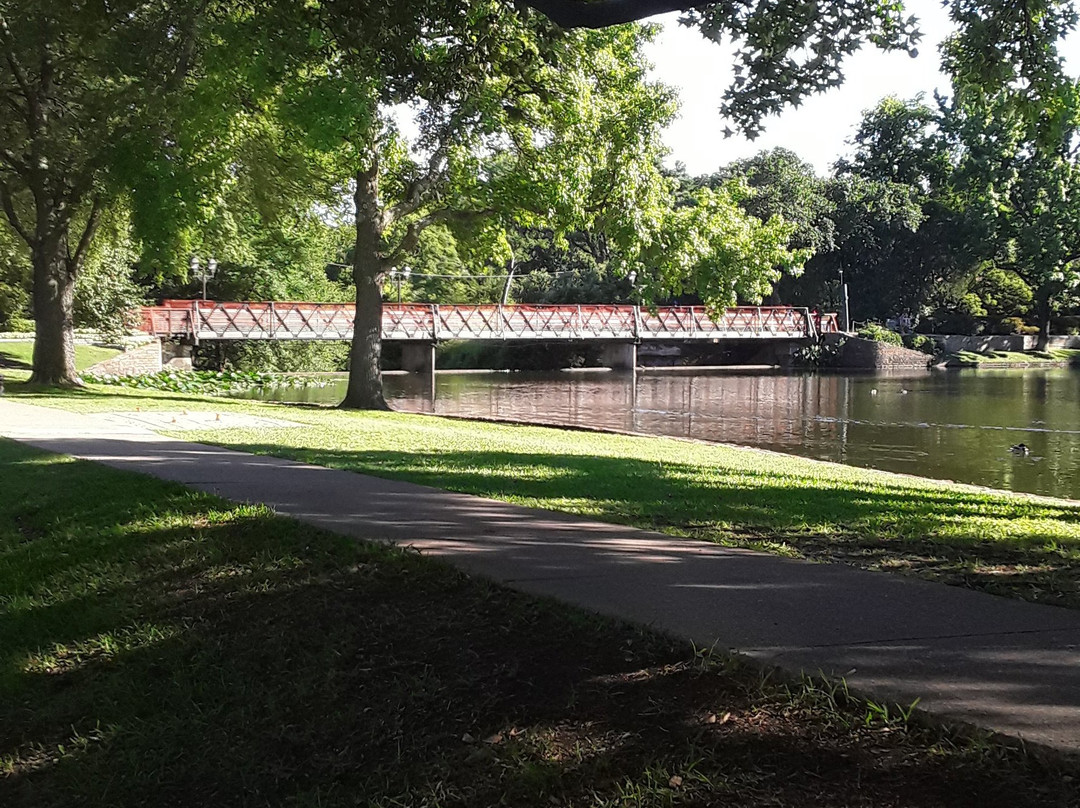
left=191, top=256, right=218, bottom=300
left=390, top=266, right=411, bottom=303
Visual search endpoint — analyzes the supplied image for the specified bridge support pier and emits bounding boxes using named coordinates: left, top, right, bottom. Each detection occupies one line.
left=599, top=342, right=637, bottom=371
left=162, top=339, right=194, bottom=371
left=401, top=341, right=436, bottom=377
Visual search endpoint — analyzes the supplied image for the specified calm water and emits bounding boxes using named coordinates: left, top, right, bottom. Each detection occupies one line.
left=246, top=368, right=1080, bottom=500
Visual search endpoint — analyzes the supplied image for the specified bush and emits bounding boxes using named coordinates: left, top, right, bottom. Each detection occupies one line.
left=4, top=316, right=33, bottom=333
left=856, top=322, right=904, bottom=346
left=195, top=340, right=350, bottom=373
left=904, top=334, right=938, bottom=355
left=81, top=368, right=332, bottom=395
left=74, top=230, right=144, bottom=343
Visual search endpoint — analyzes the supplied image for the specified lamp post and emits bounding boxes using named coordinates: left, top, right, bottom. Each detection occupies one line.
left=391, top=266, right=411, bottom=304
left=839, top=265, right=850, bottom=333
left=191, top=256, right=218, bottom=300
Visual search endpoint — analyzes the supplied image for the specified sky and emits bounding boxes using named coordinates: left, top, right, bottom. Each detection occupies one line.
left=643, top=0, right=1078, bottom=176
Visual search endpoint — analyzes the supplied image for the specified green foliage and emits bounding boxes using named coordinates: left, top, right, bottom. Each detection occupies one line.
left=856, top=322, right=904, bottom=346
left=0, top=221, right=29, bottom=329
left=623, top=180, right=809, bottom=310
left=903, top=333, right=938, bottom=355
left=944, top=2, right=1080, bottom=341
left=788, top=174, right=926, bottom=321
left=719, top=148, right=837, bottom=254
left=972, top=267, right=1033, bottom=321
left=81, top=368, right=331, bottom=395
left=684, top=0, right=921, bottom=139
left=195, top=341, right=350, bottom=374
left=74, top=214, right=144, bottom=343
left=836, top=95, right=956, bottom=191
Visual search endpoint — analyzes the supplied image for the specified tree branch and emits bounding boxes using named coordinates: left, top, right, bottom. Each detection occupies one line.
left=166, top=1, right=211, bottom=92
left=0, top=14, right=33, bottom=101
left=0, top=145, right=28, bottom=175
left=0, top=176, right=31, bottom=245
left=385, top=208, right=496, bottom=266
left=516, top=0, right=701, bottom=28
left=69, top=194, right=103, bottom=272
left=383, top=109, right=476, bottom=227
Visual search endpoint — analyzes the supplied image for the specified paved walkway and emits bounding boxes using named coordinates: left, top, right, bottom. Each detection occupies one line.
left=3, top=397, right=1080, bottom=752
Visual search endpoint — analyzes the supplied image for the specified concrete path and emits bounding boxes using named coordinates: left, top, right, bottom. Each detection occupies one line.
left=3, top=397, right=1080, bottom=752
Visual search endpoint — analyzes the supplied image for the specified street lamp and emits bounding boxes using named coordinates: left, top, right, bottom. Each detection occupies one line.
left=191, top=256, right=218, bottom=300
left=391, top=266, right=411, bottom=304
left=838, top=265, right=850, bottom=333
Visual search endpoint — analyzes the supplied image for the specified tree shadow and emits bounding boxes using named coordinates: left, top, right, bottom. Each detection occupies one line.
left=215, top=441, right=1080, bottom=607
left=0, top=348, right=32, bottom=371
left=3, top=493, right=1078, bottom=807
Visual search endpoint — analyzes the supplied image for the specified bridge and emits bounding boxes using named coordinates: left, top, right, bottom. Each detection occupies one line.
left=139, top=300, right=839, bottom=372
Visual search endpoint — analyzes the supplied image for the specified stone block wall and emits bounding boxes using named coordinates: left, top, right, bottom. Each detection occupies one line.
left=927, top=334, right=1080, bottom=352
left=823, top=334, right=931, bottom=370
left=85, top=339, right=163, bottom=376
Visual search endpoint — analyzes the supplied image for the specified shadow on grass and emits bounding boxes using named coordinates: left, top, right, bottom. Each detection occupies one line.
left=2, top=441, right=1079, bottom=807
left=216, top=441, right=1080, bottom=606
left=3, top=381, right=257, bottom=410
left=0, top=348, right=32, bottom=371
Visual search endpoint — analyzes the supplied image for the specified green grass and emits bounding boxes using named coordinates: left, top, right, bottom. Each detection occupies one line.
left=2, top=437, right=1078, bottom=806
left=0, top=341, right=121, bottom=382
left=946, top=349, right=1080, bottom=367
left=12, top=383, right=1080, bottom=609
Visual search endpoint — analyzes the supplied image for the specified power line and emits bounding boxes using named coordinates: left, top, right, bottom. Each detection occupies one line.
left=324, top=262, right=578, bottom=280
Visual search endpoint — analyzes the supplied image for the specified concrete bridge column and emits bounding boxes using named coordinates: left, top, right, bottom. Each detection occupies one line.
left=599, top=342, right=637, bottom=371
left=401, top=342, right=436, bottom=376
left=162, top=339, right=194, bottom=370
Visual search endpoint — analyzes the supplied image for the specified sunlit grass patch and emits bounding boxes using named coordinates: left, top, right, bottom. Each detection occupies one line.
left=14, top=386, right=1080, bottom=606
left=2, top=438, right=1078, bottom=806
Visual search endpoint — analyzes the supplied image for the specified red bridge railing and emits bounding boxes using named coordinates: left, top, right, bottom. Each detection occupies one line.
left=140, top=301, right=838, bottom=342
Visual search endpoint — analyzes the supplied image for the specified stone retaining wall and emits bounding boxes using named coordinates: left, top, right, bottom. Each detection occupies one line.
left=926, top=334, right=1080, bottom=352
left=85, top=339, right=163, bottom=377
left=823, top=334, right=931, bottom=369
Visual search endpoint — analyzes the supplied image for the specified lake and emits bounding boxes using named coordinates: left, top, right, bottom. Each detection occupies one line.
left=242, top=367, right=1080, bottom=500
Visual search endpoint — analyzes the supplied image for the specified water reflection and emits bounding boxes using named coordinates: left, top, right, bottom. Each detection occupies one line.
left=246, top=368, right=1080, bottom=500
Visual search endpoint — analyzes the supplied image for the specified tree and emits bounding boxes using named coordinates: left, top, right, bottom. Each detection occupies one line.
left=0, top=2, right=188, bottom=383
left=944, top=0, right=1080, bottom=348
left=520, top=0, right=922, bottom=138
left=835, top=95, right=956, bottom=192
left=0, top=218, right=29, bottom=329
left=268, top=3, right=805, bottom=408
left=833, top=96, right=980, bottom=324
left=720, top=148, right=836, bottom=255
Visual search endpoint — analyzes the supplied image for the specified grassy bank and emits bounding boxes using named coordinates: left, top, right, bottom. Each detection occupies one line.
left=11, top=383, right=1080, bottom=610
left=0, top=341, right=120, bottom=382
left=943, top=348, right=1080, bottom=367
left=2, top=437, right=1078, bottom=806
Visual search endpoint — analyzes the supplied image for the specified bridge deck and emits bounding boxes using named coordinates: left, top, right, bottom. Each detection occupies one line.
left=140, top=301, right=838, bottom=342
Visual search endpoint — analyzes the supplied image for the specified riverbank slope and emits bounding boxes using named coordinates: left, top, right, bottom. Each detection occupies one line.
left=10, top=382, right=1080, bottom=611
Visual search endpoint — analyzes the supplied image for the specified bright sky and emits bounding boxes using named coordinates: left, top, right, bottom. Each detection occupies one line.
left=644, top=0, right=1079, bottom=176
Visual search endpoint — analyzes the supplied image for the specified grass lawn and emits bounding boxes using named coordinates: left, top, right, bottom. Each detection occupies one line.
left=945, top=349, right=1080, bottom=367
left=10, top=382, right=1080, bottom=610
left=2, top=437, right=1078, bottom=807
left=0, top=341, right=121, bottom=382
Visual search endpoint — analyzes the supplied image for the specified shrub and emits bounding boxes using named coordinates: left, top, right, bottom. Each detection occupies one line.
left=857, top=322, right=904, bottom=346
left=4, top=316, right=33, bottom=333
left=904, top=334, right=937, bottom=355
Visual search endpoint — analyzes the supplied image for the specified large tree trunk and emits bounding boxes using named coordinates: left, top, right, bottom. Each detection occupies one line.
left=1035, top=293, right=1052, bottom=352
left=340, top=163, right=389, bottom=410
left=29, top=238, right=80, bottom=386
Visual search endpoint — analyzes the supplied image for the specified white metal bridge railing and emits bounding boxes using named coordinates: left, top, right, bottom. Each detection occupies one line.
left=140, top=301, right=838, bottom=342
